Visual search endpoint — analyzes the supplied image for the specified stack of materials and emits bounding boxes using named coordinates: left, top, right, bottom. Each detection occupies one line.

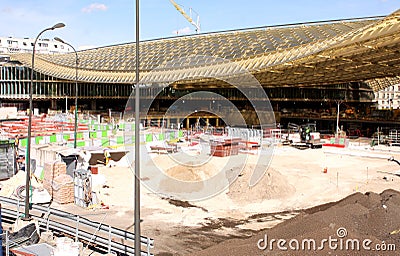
left=73, top=169, right=93, bottom=208
left=210, top=137, right=240, bottom=157
left=53, top=237, right=82, bottom=256
left=43, top=161, right=74, bottom=204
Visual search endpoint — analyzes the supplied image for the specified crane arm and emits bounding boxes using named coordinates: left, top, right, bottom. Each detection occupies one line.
left=169, top=0, right=200, bottom=32
left=170, top=0, right=193, bottom=23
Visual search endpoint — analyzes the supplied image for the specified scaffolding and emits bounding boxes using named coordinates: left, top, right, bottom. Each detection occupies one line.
left=0, top=139, right=16, bottom=180
left=389, top=129, right=400, bottom=145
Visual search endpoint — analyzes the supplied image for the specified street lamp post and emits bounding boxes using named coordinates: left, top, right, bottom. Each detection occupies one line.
left=134, top=1, right=141, bottom=255
left=54, top=37, right=79, bottom=148
left=336, top=100, right=343, bottom=137
left=65, top=94, right=68, bottom=113
left=25, top=23, right=65, bottom=220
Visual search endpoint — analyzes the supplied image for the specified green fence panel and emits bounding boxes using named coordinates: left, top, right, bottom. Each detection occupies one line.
left=146, top=134, right=153, bottom=142
left=50, top=135, right=57, bottom=143
left=102, top=138, right=110, bottom=146
left=35, top=136, right=43, bottom=144
left=102, top=130, right=107, bottom=137
left=77, top=141, right=86, bottom=147
left=63, top=134, right=70, bottom=141
left=77, top=132, right=83, bottom=139
left=170, top=132, right=175, bottom=139
left=20, top=138, right=27, bottom=147
left=158, top=133, right=164, bottom=141
left=178, top=130, right=184, bottom=137
left=117, top=136, right=124, bottom=144
left=90, top=132, right=97, bottom=138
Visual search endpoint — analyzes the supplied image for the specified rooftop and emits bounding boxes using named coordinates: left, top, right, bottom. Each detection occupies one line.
left=9, top=9, right=400, bottom=91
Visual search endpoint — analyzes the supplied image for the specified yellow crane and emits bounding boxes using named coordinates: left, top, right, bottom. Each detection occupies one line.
left=170, top=0, right=201, bottom=33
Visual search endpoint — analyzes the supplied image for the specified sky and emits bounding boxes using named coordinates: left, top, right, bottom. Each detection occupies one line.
left=0, top=0, right=398, bottom=50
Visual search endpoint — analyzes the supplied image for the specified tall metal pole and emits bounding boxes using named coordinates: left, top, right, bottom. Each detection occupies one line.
left=54, top=37, right=79, bottom=148
left=134, top=0, right=141, bottom=255
left=25, top=22, right=65, bottom=220
left=74, top=52, right=78, bottom=148
left=336, top=101, right=340, bottom=136
left=335, top=100, right=343, bottom=137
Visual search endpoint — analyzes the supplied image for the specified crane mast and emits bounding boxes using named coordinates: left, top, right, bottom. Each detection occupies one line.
left=170, top=0, right=200, bottom=33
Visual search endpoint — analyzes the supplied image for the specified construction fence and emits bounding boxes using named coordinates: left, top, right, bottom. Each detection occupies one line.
left=18, top=120, right=185, bottom=149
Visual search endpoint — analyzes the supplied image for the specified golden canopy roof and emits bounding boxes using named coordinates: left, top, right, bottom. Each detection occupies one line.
left=10, top=9, right=400, bottom=91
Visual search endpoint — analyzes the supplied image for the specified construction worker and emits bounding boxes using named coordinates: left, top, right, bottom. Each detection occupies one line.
left=305, top=126, right=311, bottom=141
left=103, top=149, right=111, bottom=167
left=14, top=135, right=19, bottom=153
left=14, top=135, right=19, bottom=170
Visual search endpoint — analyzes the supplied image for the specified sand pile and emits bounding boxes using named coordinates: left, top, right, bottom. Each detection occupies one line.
left=156, top=155, right=231, bottom=196
left=165, top=162, right=218, bottom=182
left=227, top=165, right=296, bottom=204
left=193, top=189, right=400, bottom=256
left=157, top=154, right=229, bottom=182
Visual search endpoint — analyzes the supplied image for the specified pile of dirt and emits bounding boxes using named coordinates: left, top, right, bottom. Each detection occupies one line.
left=192, top=189, right=400, bottom=255
left=227, top=165, right=296, bottom=204
left=164, top=163, right=221, bottom=182
left=165, top=164, right=203, bottom=181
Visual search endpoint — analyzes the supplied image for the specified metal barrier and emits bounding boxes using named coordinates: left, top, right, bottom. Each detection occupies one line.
left=0, top=196, right=154, bottom=256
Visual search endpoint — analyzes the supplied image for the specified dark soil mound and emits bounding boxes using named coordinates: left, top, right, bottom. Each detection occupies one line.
left=192, top=189, right=400, bottom=256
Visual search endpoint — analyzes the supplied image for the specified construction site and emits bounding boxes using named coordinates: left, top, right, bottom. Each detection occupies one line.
left=0, top=106, right=399, bottom=255
left=1, top=5, right=400, bottom=256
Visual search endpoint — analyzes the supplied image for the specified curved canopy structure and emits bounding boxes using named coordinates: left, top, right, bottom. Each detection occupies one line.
left=10, top=9, right=400, bottom=91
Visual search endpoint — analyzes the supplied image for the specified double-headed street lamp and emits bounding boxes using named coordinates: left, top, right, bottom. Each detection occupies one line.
left=54, top=37, right=79, bottom=149
left=25, top=22, right=65, bottom=220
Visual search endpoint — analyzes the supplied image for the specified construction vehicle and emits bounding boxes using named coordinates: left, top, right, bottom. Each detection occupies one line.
left=284, top=123, right=323, bottom=149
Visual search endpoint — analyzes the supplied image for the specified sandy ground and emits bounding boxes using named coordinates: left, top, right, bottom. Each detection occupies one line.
left=54, top=141, right=400, bottom=255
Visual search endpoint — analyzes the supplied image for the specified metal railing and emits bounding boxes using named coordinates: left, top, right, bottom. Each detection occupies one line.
left=0, top=196, right=154, bottom=256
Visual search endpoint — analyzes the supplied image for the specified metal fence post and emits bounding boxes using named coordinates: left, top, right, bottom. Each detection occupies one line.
left=108, top=225, right=112, bottom=254
left=5, top=230, right=9, bottom=256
